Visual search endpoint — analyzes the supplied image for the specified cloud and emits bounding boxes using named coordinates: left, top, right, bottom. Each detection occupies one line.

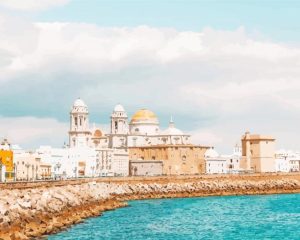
left=0, top=116, right=68, bottom=149
left=1, top=14, right=300, bottom=152
left=0, top=0, right=70, bottom=11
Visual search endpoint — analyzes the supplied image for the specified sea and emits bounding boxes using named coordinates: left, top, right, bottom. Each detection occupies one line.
left=48, top=194, right=300, bottom=239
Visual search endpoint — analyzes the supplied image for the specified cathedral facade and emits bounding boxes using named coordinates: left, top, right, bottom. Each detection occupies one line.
left=68, top=98, right=209, bottom=176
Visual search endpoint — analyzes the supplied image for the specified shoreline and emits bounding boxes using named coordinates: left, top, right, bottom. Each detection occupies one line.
left=1, top=174, right=300, bottom=239
left=44, top=188, right=300, bottom=238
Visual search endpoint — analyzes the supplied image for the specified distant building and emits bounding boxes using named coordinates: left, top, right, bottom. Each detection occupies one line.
left=67, top=98, right=130, bottom=177
left=129, top=145, right=208, bottom=175
left=0, top=139, right=14, bottom=181
left=226, top=144, right=242, bottom=173
left=240, top=132, right=276, bottom=173
left=13, top=146, right=51, bottom=181
left=275, top=149, right=300, bottom=172
left=204, top=145, right=242, bottom=174
left=204, top=148, right=227, bottom=174
left=12, top=98, right=215, bottom=179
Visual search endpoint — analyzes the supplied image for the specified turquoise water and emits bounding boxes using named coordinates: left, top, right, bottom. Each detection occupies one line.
left=48, top=194, right=300, bottom=239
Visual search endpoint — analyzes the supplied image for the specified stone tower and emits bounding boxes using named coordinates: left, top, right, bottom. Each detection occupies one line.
left=110, top=104, right=128, bottom=135
left=69, top=98, right=91, bottom=148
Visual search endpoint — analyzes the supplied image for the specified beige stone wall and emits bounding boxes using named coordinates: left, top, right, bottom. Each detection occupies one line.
left=129, top=145, right=208, bottom=175
left=129, top=160, right=163, bottom=176
left=240, top=132, right=276, bottom=173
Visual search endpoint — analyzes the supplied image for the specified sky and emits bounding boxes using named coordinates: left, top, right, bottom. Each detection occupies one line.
left=0, top=0, right=300, bottom=153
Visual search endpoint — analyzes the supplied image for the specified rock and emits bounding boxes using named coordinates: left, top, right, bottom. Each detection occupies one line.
left=16, top=199, right=31, bottom=210
left=0, top=233, right=11, bottom=240
left=0, top=203, right=8, bottom=216
left=10, top=231, right=29, bottom=240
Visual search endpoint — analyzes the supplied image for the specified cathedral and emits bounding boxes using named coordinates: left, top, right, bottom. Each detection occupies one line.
left=68, top=98, right=209, bottom=176
left=68, top=98, right=191, bottom=149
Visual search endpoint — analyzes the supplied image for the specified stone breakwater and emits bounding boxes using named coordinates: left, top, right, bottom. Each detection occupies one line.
left=1, top=175, right=300, bottom=239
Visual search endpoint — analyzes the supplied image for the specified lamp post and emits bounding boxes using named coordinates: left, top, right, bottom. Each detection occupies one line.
left=32, top=165, right=34, bottom=181
left=25, top=163, right=30, bottom=181
left=14, top=163, right=16, bottom=182
left=55, top=162, right=61, bottom=180
left=74, top=166, right=77, bottom=179
left=36, top=165, right=38, bottom=180
left=91, top=166, right=95, bottom=178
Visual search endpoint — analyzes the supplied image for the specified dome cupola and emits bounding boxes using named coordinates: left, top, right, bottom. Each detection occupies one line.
left=129, top=109, right=159, bottom=135
left=71, top=97, right=88, bottom=113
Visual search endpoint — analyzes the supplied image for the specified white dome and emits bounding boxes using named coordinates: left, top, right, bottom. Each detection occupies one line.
left=73, top=98, right=86, bottom=107
left=204, top=148, right=219, bottom=158
left=161, top=127, right=183, bottom=135
left=114, top=104, right=125, bottom=112
left=160, top=117, right=183, bottom=136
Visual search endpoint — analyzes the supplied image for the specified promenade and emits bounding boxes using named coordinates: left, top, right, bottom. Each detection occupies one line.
left=1, top=173, right=300, bottom=239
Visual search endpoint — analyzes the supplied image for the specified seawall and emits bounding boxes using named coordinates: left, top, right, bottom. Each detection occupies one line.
left=1, top=173, right=300, bottom=239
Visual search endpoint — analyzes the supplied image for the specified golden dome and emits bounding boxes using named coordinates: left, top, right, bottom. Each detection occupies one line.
left=93, top=129, right=103, bottom=138
left=130, top=109, right=158, bottom=123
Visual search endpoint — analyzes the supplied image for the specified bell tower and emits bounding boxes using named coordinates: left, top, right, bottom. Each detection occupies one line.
left=110, top=104, right=129, bottom=135
left=69, top=98, right=91, bottom=148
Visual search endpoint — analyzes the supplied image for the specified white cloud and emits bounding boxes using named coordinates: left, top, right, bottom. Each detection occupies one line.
left=189, top=129, right=223, bottom=147
left=0, top=116, right=68, bottom=149
left=0, top=0, right=70, bottom=11
left=1, top=15, right=300, bottom=152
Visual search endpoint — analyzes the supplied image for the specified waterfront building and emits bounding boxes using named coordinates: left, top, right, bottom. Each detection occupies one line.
left=107, top=104, right=208, bottom=176
left=13, top=146, right=51, bottom=181
left=129, top=145, right=208, bottom=175
left=240, top=132, right=276, bottom=173
left=275, top=149, right=300, bottom=172
left=67, top=99, right=130, bottom=177
left=0, top=139, right=14, bottom=181
left=11, top=98, right=214, bottom=179
left=204, top=148, right=227, bottom=174
left=224, top=144, right=242, bottom=173
left=275, top=149, right=290, bottom=172
left=36, top=145, right=97, bottom=178
left=204, top=145, right=242, bottom=174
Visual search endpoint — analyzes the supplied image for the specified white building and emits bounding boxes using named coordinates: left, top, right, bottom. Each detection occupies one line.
left=204, top=148, right=227, bottom=174
left=275, top=149, right=300, bottom=172
left=225, top=144, right=242, bottom=173
left=204, top=145, right=242, bottom=174
left=68, top=98, right=130, bottom=177
left=108, top=108, right=191, bottom=148
left=31, top=98, right=204, bottom=178
left=12, top=145, right=51, bottom=181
